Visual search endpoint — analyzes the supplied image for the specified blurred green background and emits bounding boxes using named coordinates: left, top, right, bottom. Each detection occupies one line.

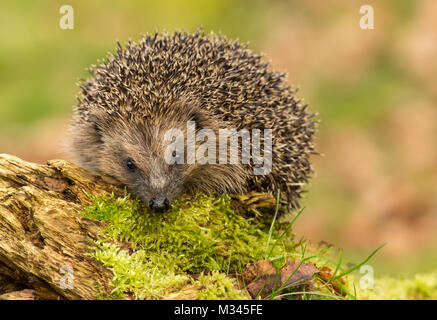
left=1, top=1, right=436, bottom=277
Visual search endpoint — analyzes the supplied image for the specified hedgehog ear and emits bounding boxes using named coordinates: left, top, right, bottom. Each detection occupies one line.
left=172, top=95, right=219, bottom=132
left=190, top=111, right=205, bottom=130
left=92, top=122, right=104, bottom=144
left=88, top=109, right=115, bottom=145
left=66, top=117, right=106, bottom=170
left=76, top=119, right=105, bottom=149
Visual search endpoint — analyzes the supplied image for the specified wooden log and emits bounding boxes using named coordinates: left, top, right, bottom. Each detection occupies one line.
left=0, top=154, right=124, bottom=299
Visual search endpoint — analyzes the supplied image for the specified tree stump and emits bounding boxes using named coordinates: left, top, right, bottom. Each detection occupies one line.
left=0, top=153, right=124, bottom=300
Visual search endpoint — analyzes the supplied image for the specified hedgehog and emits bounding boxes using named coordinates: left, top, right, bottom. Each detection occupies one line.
left=66, top=29, right=317, bottom=213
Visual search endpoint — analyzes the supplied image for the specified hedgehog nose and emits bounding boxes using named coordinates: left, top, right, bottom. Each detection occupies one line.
left=149, top=194, right=170, bottom=213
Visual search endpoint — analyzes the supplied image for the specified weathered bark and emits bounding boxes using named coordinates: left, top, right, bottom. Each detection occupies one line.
left=0, top=153, right=125, bottom=300
left=0, top=153, right=279, bottom=300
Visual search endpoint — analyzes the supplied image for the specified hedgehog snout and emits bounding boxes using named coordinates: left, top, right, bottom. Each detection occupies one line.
left=149, top=193, right=170, bottom=213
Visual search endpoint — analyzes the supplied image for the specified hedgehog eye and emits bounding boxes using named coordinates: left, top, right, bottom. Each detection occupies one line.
left=126, top=158, right=136, bottom=170
left=172, top=151, right=182, bottom=165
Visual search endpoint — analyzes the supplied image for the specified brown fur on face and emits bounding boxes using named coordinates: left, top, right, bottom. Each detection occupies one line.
left=66, top=96, right=248, bottom=206
left=66, top=29, right=317, bottom=211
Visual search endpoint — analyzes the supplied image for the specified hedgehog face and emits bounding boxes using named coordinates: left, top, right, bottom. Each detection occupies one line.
left=68, top=100, right=251, bottom=213
left=70, top=109, right=250, bottom=213
left=96, top=120, right=189, bottom=213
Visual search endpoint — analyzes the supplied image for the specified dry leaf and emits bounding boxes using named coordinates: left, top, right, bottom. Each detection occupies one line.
left=244, top=259, right=319, bottom=299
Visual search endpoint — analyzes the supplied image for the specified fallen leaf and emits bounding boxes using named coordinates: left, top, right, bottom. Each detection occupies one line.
left=318, top=266, right=347, bottom=297
left=281, top=260, right=319, bottom=288
left=244, top=259, right=319, bottom=299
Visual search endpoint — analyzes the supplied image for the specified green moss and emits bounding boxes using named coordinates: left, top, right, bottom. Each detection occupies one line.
left=196, top=272, right=249, bottom=300
left=356, top=272, right=437, bottom=300
left=82, top=193, right=283, bottom=271
left=90, top=240, right=190, bottom=299
left=79, top=192, right=393, bottom=300
left=80, top=193, right=296, bottom=299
